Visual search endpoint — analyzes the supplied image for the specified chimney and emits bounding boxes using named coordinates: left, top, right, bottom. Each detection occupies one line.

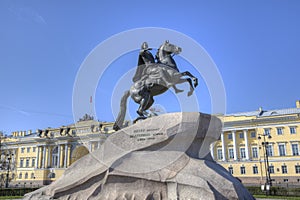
left=296, top=100, right=300, bottom=108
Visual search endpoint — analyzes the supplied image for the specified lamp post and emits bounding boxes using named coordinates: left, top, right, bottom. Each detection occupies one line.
left=0, top=132, right=7, bottom=188
left=258, top=133, right=272, bottom=194
left=5, top=153, right=13, bottom=188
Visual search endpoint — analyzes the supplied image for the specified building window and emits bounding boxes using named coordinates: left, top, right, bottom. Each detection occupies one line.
left=240, top=148, right=246, bottom=159
left=31, top=173, right=35, bottom=179
left=295, top=165, right=300, bottom=174
left=292, top=144, right=299, bottom=156
left=277, top=127, right=283, bottom=135
left=48, top=172, right=56, bottom=178
left=217, top=149, right=223, bottom=160
left=239, top=132, right=244, bottom=139
left=269, top=165, right=274, bottom=174
left=290, top=127, right=296, bottom=134
left=52, top=146, right=59, bottom=168
left=32, top=158, right=35, bottom=167
left=228, top=166, right=233, bottom=174
left=250, top=131, right=256, bottom=138
left=27, top=147, right=30, bottom=153
left=278, top=143, right=286, bottom=156
left=25, top=172, right=28, bottom=179
left=21, top=148, right=25, bottom=153
left=284, top=179, right=289, bottom=182
left=253, top=166, right=258, bottom=174
left=252, top=147, right=258, bottom=158
left=264, top=128, right=270, bottom=136
left=228, top=133, right=232, bottom=140
left=33, top=147, right=36, bottom=152
left=267, top=144, right=274, bottom=156
left=282, top=165, right=288, bottom=174
left=19, top=173, right=22, bottom=179
left=228, top=148, right=234, bottom=159
left=26, top=159, right=30, bottom=167
left=240, top=166, right=246, bottom=174
left=20, top=159, right=24, bottom=168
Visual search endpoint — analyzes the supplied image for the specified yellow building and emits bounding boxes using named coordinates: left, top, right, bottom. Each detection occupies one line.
left=2, top=101, right=300, bottom=188
left=212, top=100, right=300, bottom=186
left=0, top=114, right=117, bottom=187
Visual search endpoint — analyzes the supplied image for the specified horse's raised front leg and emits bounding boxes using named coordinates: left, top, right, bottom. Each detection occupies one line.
left=172, top=85, right=184, bottom=93
left=181, top=71, right=198, bottom=88
left=176, top=78, right=194, bottom=96
left=186, top=78, right=194, bottom=96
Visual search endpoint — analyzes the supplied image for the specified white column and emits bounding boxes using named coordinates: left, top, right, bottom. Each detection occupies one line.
left=64, top=144, right=68, bottom=168
left=42, top=146, right=46, bottom=168
left=36, top=146, right=39, bottom=168
left=89, top=142, right=92, bottom=152
left=243, top=130, right=249, bottom=160
left=47, top=146, right=51, bottom=168
left=221, top=132, right=226, bottom=161
left=232, top=131, right=238, bottom=160
left=12, top=149, right=16, bottom=161
left=210, top=143, right=215, bottom=160
left=57, top=145, right=61, bottom=168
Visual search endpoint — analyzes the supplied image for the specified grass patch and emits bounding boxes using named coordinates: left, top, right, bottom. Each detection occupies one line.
left=0, top=197, right=23, bottom=199
left=254, top=194, right=300, bottom=199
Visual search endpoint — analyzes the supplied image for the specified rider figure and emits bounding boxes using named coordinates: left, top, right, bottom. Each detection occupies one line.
left=133, top=41, right=183, bottom=94
left=132, top=42, right=155, bottom=82
left=138, top=42, right=155, bottom=66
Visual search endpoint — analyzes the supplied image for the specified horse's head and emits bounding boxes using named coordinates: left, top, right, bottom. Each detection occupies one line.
left=160, top=40, right=182, bottom=55
left=156, top=40, right=181, bottom=69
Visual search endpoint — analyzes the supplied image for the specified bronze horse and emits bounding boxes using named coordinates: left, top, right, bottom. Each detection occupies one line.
left=113, top=41, right=198, bottom=130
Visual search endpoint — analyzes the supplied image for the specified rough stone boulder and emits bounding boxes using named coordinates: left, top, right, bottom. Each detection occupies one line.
left=24, top=112, right=254, bottom=200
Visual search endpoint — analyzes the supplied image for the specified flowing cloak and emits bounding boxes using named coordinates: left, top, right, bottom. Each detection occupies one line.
left=132, top=50, right=155, bottom=82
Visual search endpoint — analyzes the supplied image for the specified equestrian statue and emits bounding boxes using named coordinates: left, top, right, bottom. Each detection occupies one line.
left=113, top=41, right=198, bottom=131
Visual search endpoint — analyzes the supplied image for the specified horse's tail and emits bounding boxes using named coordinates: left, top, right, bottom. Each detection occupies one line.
left=113, top=90, right=130, bottom=131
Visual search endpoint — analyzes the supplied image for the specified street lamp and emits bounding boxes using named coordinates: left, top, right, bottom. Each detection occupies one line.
left=5, top=153, right=14, bottom=188
left=258, top=133, right=272, bottom=194
left=0, top=132, right=7, bottom=188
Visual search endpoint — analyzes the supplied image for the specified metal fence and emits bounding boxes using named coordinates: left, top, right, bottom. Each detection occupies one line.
left=0, top=187, right=38, bottom=197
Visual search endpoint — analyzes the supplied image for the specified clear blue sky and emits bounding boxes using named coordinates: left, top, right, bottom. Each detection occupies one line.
left=1, top=0, right=300, bottom=135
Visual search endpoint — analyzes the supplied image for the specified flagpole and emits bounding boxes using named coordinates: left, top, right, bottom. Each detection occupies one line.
left=90, top=96, right=93, bottom=118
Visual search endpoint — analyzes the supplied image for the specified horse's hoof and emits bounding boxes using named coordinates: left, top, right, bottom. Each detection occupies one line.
left=113, top=124, right=120, bottom=131
left=133, top=116, right=147, bottom=123
left=187, top=91, right=193, bottom=96
left=136, top=110, right=143, bottom=116
left=175, top=89, right=184, bottom=93
left=193, top=78, right=198, bottom=88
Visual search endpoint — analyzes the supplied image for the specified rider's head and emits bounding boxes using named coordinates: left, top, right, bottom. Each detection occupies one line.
left=141, top=42, right=149, bottom=50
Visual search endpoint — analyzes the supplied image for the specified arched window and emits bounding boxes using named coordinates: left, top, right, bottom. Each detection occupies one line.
left=52, top=146, right=59, bottom=168
left=48, top=172, right=55, bottom=178
left=19, top=173, right=22, bottom=179
left=31, top=173, right=35, bottom=179
left=25, top=172, right=28, bottom=179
